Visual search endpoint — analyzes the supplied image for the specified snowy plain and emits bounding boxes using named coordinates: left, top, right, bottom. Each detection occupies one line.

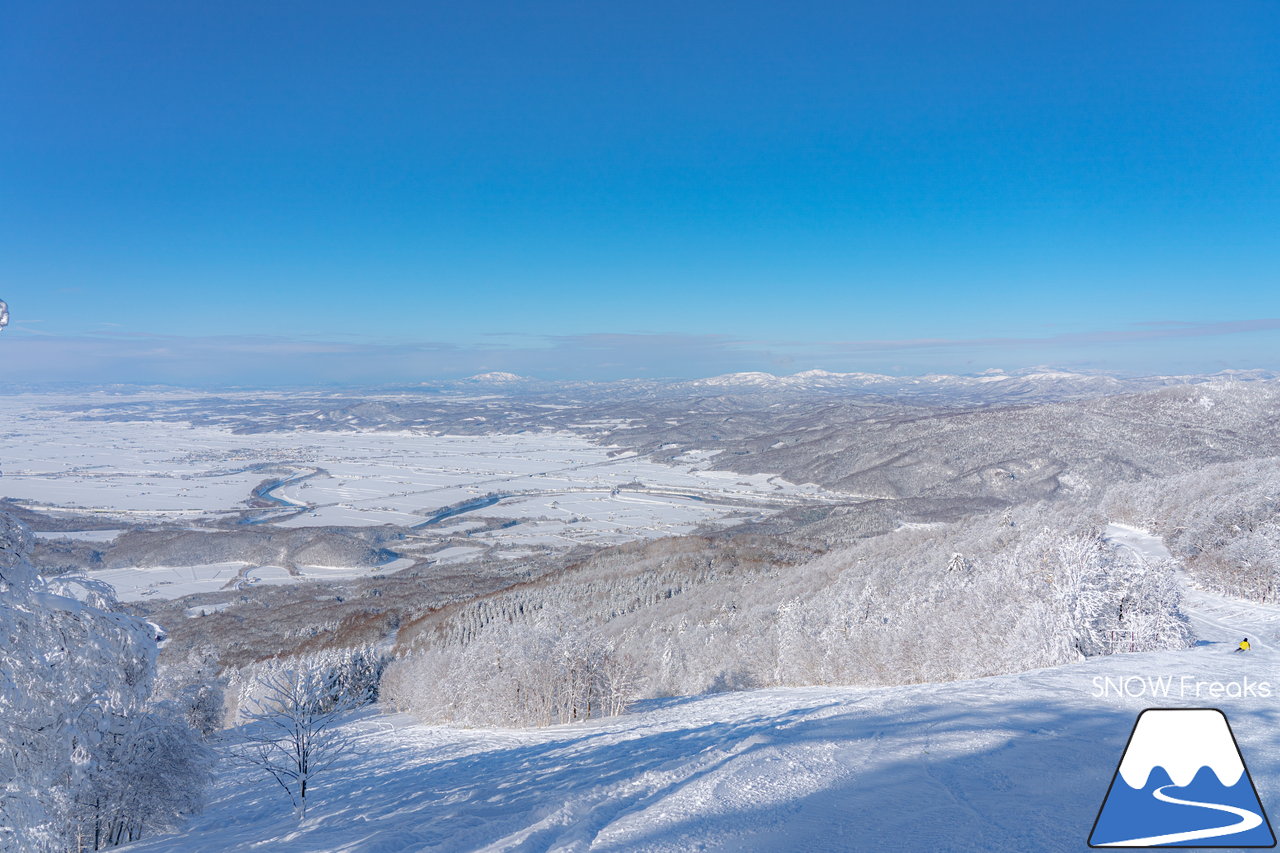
left=0, top=408, right=830, bottom=526
left=120, top=527, right=1280, bottom=852
left=0, top=397, right=852, bottom=601
left=91, top=561, right=428, bottom=603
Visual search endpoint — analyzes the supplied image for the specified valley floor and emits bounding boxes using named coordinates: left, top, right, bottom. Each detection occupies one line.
left=124, top=529, right=1280, bottom=852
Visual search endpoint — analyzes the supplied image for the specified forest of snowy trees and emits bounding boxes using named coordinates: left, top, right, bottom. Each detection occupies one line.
left=383, top=620, right=639, bottom=727
left=1103, top=457, right=1280, bottom=603
left=383, top=500, right=1196, bottom=726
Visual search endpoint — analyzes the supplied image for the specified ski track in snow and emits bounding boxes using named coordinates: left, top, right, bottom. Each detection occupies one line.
left=124, top=526, right=1280, bottom=852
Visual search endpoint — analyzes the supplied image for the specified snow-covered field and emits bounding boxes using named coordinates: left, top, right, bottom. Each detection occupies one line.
left=92, top=561, right=251, bottom=601
left=122, top=528, right=1280, bottom=852
left=1, top=396, right=855, bottom=600
left=0, top=400, right=837, bottom=531
left=94, top=560, right=423, bottom=602
left=32, top=528, right=125, bottom=543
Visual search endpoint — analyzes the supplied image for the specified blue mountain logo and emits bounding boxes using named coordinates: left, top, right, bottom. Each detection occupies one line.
left=1090, top=708, right=1276, bottom=847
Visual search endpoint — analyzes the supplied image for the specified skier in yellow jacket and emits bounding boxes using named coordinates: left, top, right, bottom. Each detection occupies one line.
left=1237, top=638, right=1251, bottom=652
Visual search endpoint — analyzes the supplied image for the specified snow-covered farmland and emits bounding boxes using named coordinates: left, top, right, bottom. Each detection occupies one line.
left=75, top=558, right=418, bottom=602
left=31, top=528, right=124, bottom=543
left=0, top=397, right=852, bottom=600
left=90, top=562, right=250, bottom=601
left=0, top=403, right=835, bottom=526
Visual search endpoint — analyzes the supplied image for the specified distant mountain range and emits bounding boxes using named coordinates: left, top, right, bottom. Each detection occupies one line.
left=456, top=367, right=1280, bottom=404
left=16, top=368, right=1277, bottom=409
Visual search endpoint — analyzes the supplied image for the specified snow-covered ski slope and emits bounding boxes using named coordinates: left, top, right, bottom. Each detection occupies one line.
left=125, top=527, right=1280, bottom=852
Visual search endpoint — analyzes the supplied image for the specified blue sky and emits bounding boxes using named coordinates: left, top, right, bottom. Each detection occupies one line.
left=3, top=1, right=1278, bottom=384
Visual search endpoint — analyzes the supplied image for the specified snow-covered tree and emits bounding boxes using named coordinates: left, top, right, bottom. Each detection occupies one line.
left=67, top=704, right=212, bottom=849
left=231, top=662, right=359, bottom=820
left=153, top=646, right=229, bottom=739
left=0, top=511, right=210, bottom=851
